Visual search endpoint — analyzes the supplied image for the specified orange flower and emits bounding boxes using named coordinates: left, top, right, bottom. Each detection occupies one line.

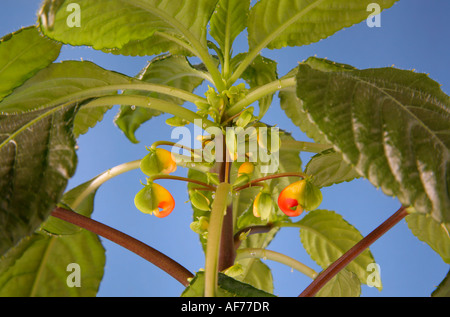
left=140, top=148, right=177, bottom=176
left=134, top=183, right=175, bottom=218
left=277, top=179, right=322, bottom=217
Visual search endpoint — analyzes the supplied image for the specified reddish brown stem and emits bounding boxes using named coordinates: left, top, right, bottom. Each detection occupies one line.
left=299, top=205, right=408, bottom=297
left=51, top=207, right=194, bottom=287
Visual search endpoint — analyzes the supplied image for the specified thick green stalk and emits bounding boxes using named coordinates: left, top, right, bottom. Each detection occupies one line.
left=236, top=248, right=318, bottom=280
left=71, top=160, right=142, bottom=210
left=130, top=0, right=225, bottom=92
left=204, top=182, right=232, bottom=297
left=226, top=77, right=296, bottom=117
left=83, top=95, right=216, bottom=129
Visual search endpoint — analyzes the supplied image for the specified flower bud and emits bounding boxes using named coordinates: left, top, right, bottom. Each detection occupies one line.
left=278, top=179, right=322, bottom=217
left=190, top=216, right=209, bottom=238
left=134, top=183, right=175, bottom=218
left=237, top=162, right=254, bottom=177
left=253, top=191, right=275, bottom=221
left=140, top=148, right=177, bottom=176
left=236, top=107, right=254, bottom=128
left=190, top=190, right=211, bottom=211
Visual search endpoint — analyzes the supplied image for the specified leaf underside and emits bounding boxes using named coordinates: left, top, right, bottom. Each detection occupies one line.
left=296, top=59, right=450, bottom=223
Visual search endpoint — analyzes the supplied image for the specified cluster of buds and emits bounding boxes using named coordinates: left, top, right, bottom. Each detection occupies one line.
left=195, top=84, right=249, bottom=122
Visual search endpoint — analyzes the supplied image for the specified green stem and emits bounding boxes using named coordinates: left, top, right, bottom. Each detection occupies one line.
left=148, top=175, right=216, bottom=191
left=83, top=95, right=216, bottom=129
left=236, top=248, right=318, bottom=280
left=0, top=83, right=207, bottom=151
left=204, top=182, right=232, bottom=297
left=71, top=160, right=142, bottom=210
left=150, top=141, right=203, bottom=161
left=130, top=0, right=225, bottom=92
left=226, top=77, right=296, bottom=117
left=280, top=140, right=332, bottom=154
left=227, top=0, right=326, bottom=86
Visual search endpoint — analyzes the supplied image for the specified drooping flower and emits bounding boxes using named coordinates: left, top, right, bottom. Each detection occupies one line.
left=278, top=179, right=322, bottom=217
left=140, top=148, right=177, bottom=176
left=134, top=183, right=175, bottom=218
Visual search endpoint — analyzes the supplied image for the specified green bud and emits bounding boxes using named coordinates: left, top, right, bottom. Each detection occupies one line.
left=190, top=216, right=209, bottom=238
left=166, top=116, right=188, bottom=127
left=206, top=172, right=220, bottom=186
left=301, top=179, right=323, bottom=211
left=236, top=107, right=254, bottom=128
left=190, top=190, right=211, bottom=211
left=233, top=174, right=250, bottom=187
left=253, top=192, right=274, bottom=221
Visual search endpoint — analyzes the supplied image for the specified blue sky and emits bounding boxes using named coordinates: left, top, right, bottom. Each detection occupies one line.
left=1, top=1, right=449, bottom=297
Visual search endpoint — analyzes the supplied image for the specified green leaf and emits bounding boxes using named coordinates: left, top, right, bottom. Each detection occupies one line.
left=0, top=106, right=78, bottom=256
left=210, top=0, right=250, bottom=52
left=115, top=54, right=207, bottom=143
left=0, top=60, right=135, bottom=136
left=181, top=271, right=275, bottom=297
left=279, top=58, right=356, bottom=145
left=406, top=212, right=450, bottom=264
left=0, top=230, right=105, bottom=297
left=247, top=0, right=397, bottom=51
left=296, top=60, right=450, bottom=223
left=234, top=259, right=273, bottom=295
left=297, top=209, right=379, bottom=289
left=432, top=269, right=450, bottom=297
left=0, top=26, right=61, bottom=102
left=39, top=0, right=218, bottom=57
left=305, top=148, right=361, bottom=188
left=241, top=55, right=278, bottom=119
left=42, top=178, right=99, bottom=236
left=315, top=268, right=361, bottom=297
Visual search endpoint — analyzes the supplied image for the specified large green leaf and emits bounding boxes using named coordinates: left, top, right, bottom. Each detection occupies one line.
left=296, top=61, right=450, bottom=223
left=406, top=212, right=450, bottom=264
left=39, top=0, right=218, bottom=57
left=297, top=209, right=379, bottom=289
left=241, top=55, right=278, bottom=119
left=115, top=54, right=207, bottom=143
left=315, top=268, right=361, bottom=297
left=181, top=271, right=275, bottom=297
left=210, top=0, right=250, bottom=52
left=305, top=148, right=361, bottom=188
left=0, top=229, right=105, bottom=297
left=432, top=269, right=450, bottom=297
left=0, top=60, right=136, bottom=137
left=279, top=58, right=357, bottom=145
left=0, top=106, right=78, bottom=256
left=247, top=0, right=397, bottom=51
left=0, top=26, right=61, bottom=102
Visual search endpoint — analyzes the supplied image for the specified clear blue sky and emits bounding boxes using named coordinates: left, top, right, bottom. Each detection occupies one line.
left=1, top=1, right=449, bottom=297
